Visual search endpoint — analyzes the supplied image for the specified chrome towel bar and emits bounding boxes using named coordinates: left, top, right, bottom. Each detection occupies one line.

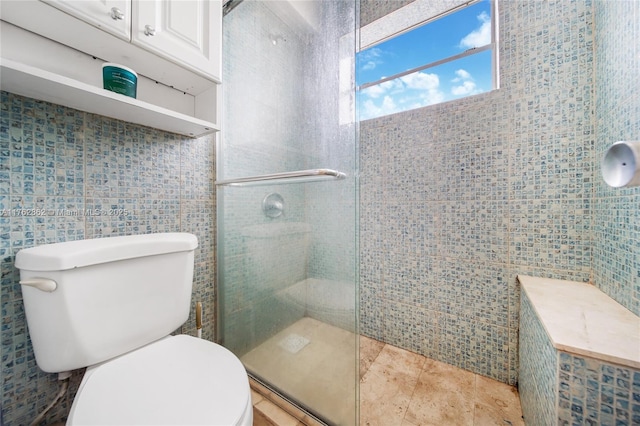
left=215, top=168, right=346, bottom=187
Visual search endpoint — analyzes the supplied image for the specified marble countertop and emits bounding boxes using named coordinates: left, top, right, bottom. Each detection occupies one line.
left=518, top=275, right=640, bottom=369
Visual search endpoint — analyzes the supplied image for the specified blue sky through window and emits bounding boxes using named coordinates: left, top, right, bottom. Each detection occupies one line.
left=357, top=0, right=493, bottom=120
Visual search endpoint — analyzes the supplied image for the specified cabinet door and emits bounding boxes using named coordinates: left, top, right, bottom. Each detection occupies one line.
left=41, top=0, right=131, bottom=41
left=132, top=0, right=221, bottom=82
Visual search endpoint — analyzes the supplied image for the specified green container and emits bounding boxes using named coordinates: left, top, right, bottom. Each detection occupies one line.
left=102, top=63, right=137, bottom=98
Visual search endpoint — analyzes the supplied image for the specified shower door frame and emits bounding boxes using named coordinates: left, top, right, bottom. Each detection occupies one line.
left=215, top=1, right=360, bottom=424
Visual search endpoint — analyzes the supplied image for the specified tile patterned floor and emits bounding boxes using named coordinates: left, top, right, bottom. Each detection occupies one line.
left=252, top=388, right=308, bottom=426
left=359, top=336, right=524, bottom=426
left=251, top=324, right=525, bottom=426
left=243, top=318, right=357, bottom=425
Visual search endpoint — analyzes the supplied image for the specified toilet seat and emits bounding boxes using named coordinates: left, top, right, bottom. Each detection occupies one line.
left=67, top=335, right=252, bottom=425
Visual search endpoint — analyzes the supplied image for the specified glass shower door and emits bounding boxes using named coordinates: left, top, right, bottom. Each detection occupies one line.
left=217, top=1, right=358, bottom=424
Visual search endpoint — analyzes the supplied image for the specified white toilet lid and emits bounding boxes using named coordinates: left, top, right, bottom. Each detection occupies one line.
left=68, top=335, right=251, bottom=425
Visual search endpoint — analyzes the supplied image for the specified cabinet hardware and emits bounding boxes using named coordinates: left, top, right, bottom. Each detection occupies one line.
left=110, top=7, right=124, bottom=20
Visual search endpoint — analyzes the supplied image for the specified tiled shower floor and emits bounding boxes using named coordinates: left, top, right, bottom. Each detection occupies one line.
left=249, top=318, right=524, bottom=425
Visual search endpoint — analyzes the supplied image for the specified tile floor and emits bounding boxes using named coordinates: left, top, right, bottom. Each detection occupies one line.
left=243, top=318, right=357, bottom=425
left=249, top=319, right=524, bottom=426
left=359, top=336, right=524, bottom=426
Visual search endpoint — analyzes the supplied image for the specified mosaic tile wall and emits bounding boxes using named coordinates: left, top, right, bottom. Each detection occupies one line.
left=359, top=0, right=595, bottom=384
left=518, top=291, right=557, bottom=426
left=360, top=0, right=416, bottom=27
left=557, top=352, right=640, bottom=425
left=520, top=288, right=640, bottom=426
left=0, top=91, right=216, bottom=425
left=593, top=0, right=640, bottom=316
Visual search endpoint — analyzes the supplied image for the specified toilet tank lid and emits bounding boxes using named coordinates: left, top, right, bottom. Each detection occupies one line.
left=15, top=233, right=198, bottom=272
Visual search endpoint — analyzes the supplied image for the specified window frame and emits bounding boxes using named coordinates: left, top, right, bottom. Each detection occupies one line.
left=358, top=0, right=499, bottom=95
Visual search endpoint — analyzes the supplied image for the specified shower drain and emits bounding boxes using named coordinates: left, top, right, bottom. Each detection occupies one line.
left=278, top=333, right=310, bottom=354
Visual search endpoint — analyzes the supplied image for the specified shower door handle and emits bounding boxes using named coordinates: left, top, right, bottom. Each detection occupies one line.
left=215, top=168, right=346, bottom=187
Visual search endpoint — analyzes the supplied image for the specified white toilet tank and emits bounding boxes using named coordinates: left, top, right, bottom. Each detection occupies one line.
left=14, top=233, right=198, bottom=373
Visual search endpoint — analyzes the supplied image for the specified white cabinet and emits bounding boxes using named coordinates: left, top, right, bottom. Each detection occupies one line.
left=0, top=0, right=221, bottom=88
left=0, top=0, right=221, bottom=137
left=132, top=0, right=221, bottom=80
left=35, top=0, right=221, bottom=82
left=42, top=0, right=131, bottom=41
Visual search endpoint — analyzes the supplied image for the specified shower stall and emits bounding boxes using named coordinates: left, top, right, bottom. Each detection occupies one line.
left=216, top=1, right=359, bottom=424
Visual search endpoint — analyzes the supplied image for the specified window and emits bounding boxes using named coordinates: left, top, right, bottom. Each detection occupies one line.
left=357, top=0, right=498, bottom=120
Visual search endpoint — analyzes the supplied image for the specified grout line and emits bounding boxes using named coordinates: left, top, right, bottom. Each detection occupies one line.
left=359, top=338, right=385, bottom=381
left=401, top=348, right=427, bottom=425
left=471, top=372, right=478, bottom=425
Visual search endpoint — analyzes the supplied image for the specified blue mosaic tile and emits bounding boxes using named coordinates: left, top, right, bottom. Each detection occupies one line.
left=520, top=281, right=640, bottom=426
left=179, top=200, right=215, bottom=339
left=359, top=0, right=598, bottom=386
left=2, top=0, right=638, bottom=424
left=1, top=91, right=215, bottom=426
left=180, top=134, right=215, bottom=201
left=519, top=291, right=558, bottom=426
left=383, top=298, right=437, bottom=359
left=556, top=352, right=639, bottom=426
left=592, top=0, right=640, bottom=317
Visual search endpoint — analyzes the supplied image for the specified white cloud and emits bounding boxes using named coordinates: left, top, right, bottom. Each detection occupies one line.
left=361, top=95, right=398, bottom=119
left=452, top=69, right=472, bottom=82
left=451, top=80, right=477, bottom=95
left=459, top=11, right=491, bottom=50
left=362, top=61, right=377, bottom=71
left=359, top=71, right=446, bottom=119
left=402, top=72, right=445, bottom=105
left=360, top=47, right=382, bottom=60
left=359, top=47, right=384, bottom=72
left=361, top=85, right=385, bottom=99
left=419, top=89, right=445, bottom=105
left=400, top=72, right=439, bottom=90
left=450, top=68, right=481, bottom=96
left=361, top=79, right=403, bottom=99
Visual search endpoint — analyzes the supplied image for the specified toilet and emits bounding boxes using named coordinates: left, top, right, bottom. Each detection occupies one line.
left=15, top=233, right=253, bottom=425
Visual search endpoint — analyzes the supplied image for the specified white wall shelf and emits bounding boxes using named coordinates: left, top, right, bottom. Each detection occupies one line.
left=0, top=59, right=219, bottom=138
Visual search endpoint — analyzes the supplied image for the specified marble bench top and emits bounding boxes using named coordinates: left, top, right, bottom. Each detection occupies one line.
left=518, top=275, right=640, bottom=369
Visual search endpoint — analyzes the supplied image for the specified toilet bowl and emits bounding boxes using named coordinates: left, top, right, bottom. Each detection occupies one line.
left=14, top=233, right=252, bottom=425
left=68, top=335, right=252, bottom=425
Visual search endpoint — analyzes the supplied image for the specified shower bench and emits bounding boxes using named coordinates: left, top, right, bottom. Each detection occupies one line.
left=517, top=275, right=640, bottom=426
